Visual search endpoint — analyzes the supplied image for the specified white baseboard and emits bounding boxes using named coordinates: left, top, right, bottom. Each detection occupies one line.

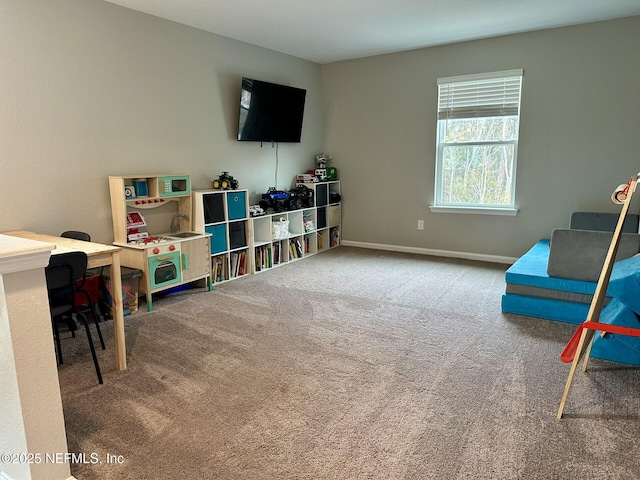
left=340, top=240, right=517, bottom=265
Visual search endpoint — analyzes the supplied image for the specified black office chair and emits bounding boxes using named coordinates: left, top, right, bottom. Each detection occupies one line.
left=45, top=251, right=103, bottom=384
left=60, top=231, right=106, bottom=349
left=60, top=230, right=91, bottom=242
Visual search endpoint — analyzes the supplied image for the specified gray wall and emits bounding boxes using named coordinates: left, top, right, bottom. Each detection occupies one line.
left=321, top=16, right=640, bottom=259
left=2, top=1, right=639, bottom=260
left=0, top=0, right=322, bottom=244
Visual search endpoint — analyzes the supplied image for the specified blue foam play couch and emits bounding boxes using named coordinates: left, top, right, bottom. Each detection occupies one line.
left=502, top=212, right=640, bottom=324
left=502, top=212, right=640, bottom=365
left=590, top=255, right=640, bottom=365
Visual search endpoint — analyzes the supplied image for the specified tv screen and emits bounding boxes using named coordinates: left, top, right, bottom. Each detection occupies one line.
left=237, top=77, right=306, bottom=143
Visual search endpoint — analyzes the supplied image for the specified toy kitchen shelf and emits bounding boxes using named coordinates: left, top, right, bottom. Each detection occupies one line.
left=109, top=174, right=194, bottom=243
left=252, top=181, right=341, bottom=274
left=192, top=189, right=251, bottom=284
left=108, top=174, right=212, bottom=311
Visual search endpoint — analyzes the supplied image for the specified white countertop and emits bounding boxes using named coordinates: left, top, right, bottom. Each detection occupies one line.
left=0, top=233, right=55, bottom=275
left=114, top=231, right=210, bottom=249
left=0, top=233, right=54, bottom=259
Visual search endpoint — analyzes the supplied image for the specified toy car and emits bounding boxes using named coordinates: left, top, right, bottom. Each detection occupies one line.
left=259, top=188, right=292, bottom=213
left=249, top=204, right=265, bottom=217
left=296, top=173, right=317, bottom=184
left=288, top=185, right=314, bottom=209
left=213, top=171, right=239, bottom=190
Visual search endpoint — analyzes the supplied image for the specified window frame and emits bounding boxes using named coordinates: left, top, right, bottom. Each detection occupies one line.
left=431, top=69, right=523, bottom=216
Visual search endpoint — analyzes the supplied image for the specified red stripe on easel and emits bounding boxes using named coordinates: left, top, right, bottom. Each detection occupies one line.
left=560, top=321, right=640, bottom=363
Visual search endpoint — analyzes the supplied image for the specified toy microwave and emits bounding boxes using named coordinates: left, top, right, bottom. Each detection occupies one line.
left=158, top=175, right=191, bottom=197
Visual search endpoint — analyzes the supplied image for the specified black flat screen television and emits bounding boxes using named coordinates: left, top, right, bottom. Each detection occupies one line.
left=237, top=77, right=306, bottom=143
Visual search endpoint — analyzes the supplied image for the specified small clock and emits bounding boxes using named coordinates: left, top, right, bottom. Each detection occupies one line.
left=124, top=186, right=136, bottom=199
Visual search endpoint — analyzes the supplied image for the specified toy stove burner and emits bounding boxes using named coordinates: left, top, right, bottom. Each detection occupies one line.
left=131, top=236, right=174, bottom=245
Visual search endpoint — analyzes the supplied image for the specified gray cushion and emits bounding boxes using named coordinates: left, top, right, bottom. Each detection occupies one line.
left=547, top=228, right=640, bottom=282
left=569, top=212, right=639, bottom=233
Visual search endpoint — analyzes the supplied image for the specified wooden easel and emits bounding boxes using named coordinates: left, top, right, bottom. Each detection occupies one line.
left=557, top=173, right=640, bottom=419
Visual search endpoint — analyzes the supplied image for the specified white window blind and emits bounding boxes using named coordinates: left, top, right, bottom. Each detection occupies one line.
left=437, top=69, right=523, bottom=120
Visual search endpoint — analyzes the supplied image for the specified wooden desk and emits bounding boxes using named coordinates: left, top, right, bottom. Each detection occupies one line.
left=3, top=231, right=127, bottom=371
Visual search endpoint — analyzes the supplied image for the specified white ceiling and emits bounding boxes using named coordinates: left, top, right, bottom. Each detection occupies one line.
left=102, top=0, right=640, bottom=64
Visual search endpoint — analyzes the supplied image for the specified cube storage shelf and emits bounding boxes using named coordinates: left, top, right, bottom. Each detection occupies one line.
left=193, top=189, right=250, bottom=284
left=253, top=181, right=341, bottom=274
left=192, top=181, right=341, bottom=282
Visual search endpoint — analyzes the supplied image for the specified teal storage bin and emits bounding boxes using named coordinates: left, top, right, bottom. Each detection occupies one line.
left=206, top=224, right=227, bottom=254
left=227, top=191, right=247, bottom=220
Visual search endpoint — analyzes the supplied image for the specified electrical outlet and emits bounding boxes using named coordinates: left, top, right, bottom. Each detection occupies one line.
left=417, top=220, right=424, bottom=230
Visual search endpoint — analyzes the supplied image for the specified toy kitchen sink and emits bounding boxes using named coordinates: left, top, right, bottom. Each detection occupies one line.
left=169, top=231, right=203, bottom=238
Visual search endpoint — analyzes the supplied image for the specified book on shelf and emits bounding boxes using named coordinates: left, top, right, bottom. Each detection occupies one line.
left=230, top=253, right=238, bottom=278
left=238, top=252, right=246, bottom=276
left=330, top=227, right=340, bottom=247
left=229, top=251, right=247, bottom=277
left=212, top=255, right=227, bottom=283
left=274, top=243, right=280, bottom=264
left=255, top=247, right=262, bottom=272
left=255, top=245, right=271, bottom=270
left=303, top=212, right=315, bottom=232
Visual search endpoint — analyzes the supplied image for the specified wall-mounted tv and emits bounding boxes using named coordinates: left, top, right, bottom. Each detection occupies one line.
left=237, top=77, right=306, bottom=143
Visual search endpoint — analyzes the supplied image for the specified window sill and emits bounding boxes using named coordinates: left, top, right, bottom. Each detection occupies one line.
left=429, top=205, right=518, bottom=216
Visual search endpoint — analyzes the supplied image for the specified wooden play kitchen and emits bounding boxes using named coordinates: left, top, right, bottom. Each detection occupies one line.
left=109, top=174, right=212, bottom=311
left=109, top=174, right=342, bottom=311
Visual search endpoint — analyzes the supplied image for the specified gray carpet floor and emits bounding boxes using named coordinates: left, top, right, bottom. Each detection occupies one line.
left=57, top=246, right=640, bottom=479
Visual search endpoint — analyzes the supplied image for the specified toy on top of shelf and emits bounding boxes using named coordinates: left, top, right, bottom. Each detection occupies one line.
left=315, top=153, right=331, bottom=181
left=249, top=204, right=266, bottom=217
left=259, top=185, right=315, bottom=213
left=288, top=184, right=314, bottom=209
left=296, top=173, right=318, bottom=185
left=213, top=171, right=239, bottom=190
left=259, top=187, right=293, bottom=213
left=314, top=153, right=337, bottom=181
left=316, top=153, right=331, bottom=167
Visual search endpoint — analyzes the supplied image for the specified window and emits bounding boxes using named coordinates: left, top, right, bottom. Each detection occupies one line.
left=433, top=70, right=523, bottom=214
